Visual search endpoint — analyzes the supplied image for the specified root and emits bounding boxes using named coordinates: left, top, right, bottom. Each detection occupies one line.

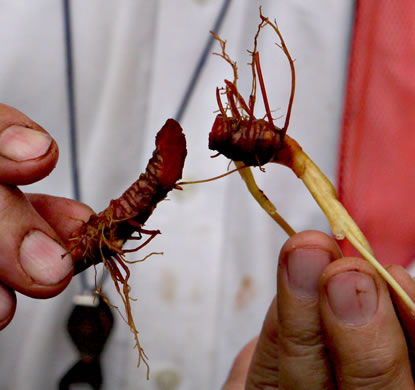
left=101, top=253, right=151, bottom=378
left=69, top=216, right=155, bottom=378
left=177, top=165, right=247, bottom=186
left=124, top=251, right=164, bottom=264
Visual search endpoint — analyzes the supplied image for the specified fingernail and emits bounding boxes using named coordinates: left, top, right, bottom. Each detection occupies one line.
left=20, top=230, right=73, bottom=285
left=0, top=125, right=52, bottom=161
left=0, top=285, right=15, bottom=321
left=326, top=271, right=378, bottom=326
left=286, top=248, right=331, bottom=297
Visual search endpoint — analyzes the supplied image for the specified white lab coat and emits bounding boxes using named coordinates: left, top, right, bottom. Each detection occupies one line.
left=0, top=1, right=353, bottom=389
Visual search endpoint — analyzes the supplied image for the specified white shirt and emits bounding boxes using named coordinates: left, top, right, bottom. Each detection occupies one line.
left=0, top=1, right=353, bottom=389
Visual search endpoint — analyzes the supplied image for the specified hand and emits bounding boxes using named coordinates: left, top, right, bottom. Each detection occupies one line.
left=223, top=231, right=415, bottom=389
left=0, top=103, right=94, bottom=329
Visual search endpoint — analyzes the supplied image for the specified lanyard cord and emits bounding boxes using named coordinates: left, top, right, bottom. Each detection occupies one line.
left=62, top=0, right=232, bottom=291
left=62, top=0, right=81, bottom=202
left=63, top=0, right=95, bottom=292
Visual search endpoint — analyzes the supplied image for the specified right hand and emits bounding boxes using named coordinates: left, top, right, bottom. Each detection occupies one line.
left=0, top=103, right=94, bottom=329
left=223, top=231, right=415, bottom=389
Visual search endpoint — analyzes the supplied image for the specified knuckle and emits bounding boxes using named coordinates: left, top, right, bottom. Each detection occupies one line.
left=341, top=344, right=409, bottom=387
left=280, top=318, right=323, bottom=352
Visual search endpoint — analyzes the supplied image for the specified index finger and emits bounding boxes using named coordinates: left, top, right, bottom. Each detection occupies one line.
left=386, top=264, right=415, bottom=367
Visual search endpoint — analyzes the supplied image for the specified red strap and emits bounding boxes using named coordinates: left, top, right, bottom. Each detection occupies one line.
left=338, top=1, right=415, bottom=267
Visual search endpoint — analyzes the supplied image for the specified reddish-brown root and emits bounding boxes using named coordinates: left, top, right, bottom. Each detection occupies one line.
left=68, top=119, right=187, bottom=378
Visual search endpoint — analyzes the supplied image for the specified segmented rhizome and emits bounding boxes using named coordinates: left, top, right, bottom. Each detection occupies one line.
left=209, top=115, right=285, bottom=167
left=68, top=118, right=187, bottom=377
left=208, top=8, right=295, bottom=169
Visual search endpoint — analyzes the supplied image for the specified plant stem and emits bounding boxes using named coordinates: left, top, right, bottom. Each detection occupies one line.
left=232, top=132, right=415, bottom=313
left=281, top=135, right=415, bottom=314
left=234, top=161, right=296, bottom=237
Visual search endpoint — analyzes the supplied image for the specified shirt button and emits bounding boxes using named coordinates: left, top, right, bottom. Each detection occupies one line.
left=155, top=368, right=181, bottom=390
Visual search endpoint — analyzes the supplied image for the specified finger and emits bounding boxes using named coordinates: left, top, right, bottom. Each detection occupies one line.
left=0, top=282, right=16, bottom=330
left=385, top=264, right=415, bottom=369
left=27, top=193, right=94, bottom=245
left=223, top=337, right=258, bottom=390
left=245, top=298, right=279, bottom=389
left=319, top=258, right=414, bottom=389
left=246, top=231, right=342, bottom=390
left=0, top=103, right=58, bottom=185
left=275, top=231, right=341, bottom=389
left=27, top=193, right=96, bottom=274
left=0, top=185, right=73, bottom=298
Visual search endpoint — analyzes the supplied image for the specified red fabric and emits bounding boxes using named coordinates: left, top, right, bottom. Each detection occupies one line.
left=338, top=0, right=415, bottom=267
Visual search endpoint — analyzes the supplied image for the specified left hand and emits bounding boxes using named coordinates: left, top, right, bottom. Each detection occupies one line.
left=223, top=231, right=415, bottom=389
left=0, top=103, right=94, bottom=329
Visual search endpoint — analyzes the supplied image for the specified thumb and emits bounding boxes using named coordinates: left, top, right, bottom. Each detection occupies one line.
left=223, top=337, right=258, bottom=390
left=0, top=103, right=58, bottom=185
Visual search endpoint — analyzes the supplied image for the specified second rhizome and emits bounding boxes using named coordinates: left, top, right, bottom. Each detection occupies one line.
left=207, top=8, right=415, bottom=313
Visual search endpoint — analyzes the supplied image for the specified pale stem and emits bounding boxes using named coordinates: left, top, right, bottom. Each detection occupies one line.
left=234, top=161, right=296, bottom=237
left=285, top=137, right=415, bottom=314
